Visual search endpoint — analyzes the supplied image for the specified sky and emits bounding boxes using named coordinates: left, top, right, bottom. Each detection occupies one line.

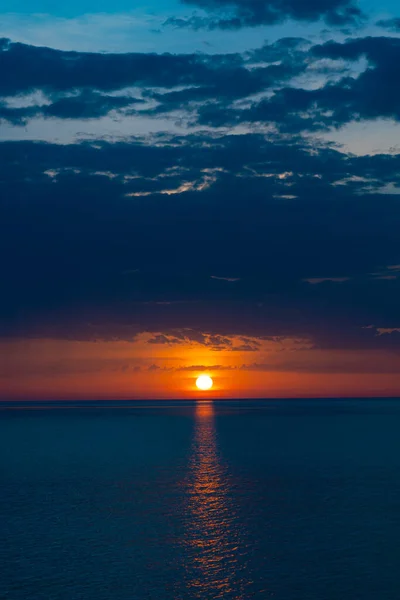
left=1, top=0, right=400, bottom=399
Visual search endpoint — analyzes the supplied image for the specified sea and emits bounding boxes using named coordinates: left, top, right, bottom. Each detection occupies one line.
left=1, top=399, right=400, bottom=600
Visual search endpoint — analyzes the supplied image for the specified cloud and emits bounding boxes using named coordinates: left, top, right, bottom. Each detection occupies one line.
left=304, top=277, right=350, bottom=284
left=176, top=364, right=233, bottom=371
left=0, top=37, right=288, bottom=99
left=193, top=36, right=400, bottom=133
left=147, top=330, right=240, bottom=349
left=148, top=364, right=162, bottom=371
left=174, top=348, right=400, bottom=373
left=1, top=128, right=400, bottom=351
left=0, top=37, right=218, bottom=94
left=232, top=344, right=260, bottom=351
left=305, top=37, right=400, bottom=123
left=0, top=90, right=143, bottom=124
left=168, top=0, right=362, bottom=29
left=4, top=35, right=400, bottom=136
left=147, top=334, right=184, bottom=345
left=0, top=38, right=310, bottom=126
left=210, top=275, right=241, bottom=282
left=376, top=17, right=400, bottom=31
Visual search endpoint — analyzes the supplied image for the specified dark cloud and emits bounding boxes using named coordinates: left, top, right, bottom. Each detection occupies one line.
left=0, top=38, right=274, bottom=98
left=195, top=36, right=400, bottom=132
left=232, top=344, right=260, bottom=351
left=43, top=91, right=144, bottom=120
left=168, top=0, right=362, bottom=29
left=0, top=38, right=310, bottom=124
left=0, top=38, right=238, bottom=95
left=147, top=334, right=183, bottom=345
left=147, top=330, right=239, bottom=349
left=1, top=132, right=400, bottom=351
left=376, top=17, right=400, bottom=31
left=0, top=91, right=143, bottom=124
left=302, top=36, right=400, bottom=124
left=3, top=36, right=400, bottom=134
left=0, top=103, right=37, bottom=125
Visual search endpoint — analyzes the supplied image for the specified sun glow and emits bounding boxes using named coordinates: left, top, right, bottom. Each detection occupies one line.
left=196, top=375, right=214, bottom=391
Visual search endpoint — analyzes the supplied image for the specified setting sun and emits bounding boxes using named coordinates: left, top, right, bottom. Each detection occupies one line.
left=196, top=375, right=213, bottom=391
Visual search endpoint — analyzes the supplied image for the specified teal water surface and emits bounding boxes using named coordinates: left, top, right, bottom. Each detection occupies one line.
left=1, top=400, right=400, bottom=599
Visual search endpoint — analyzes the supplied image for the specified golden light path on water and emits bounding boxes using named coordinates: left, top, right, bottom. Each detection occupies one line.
left=182, top=402, right=253, bottom=599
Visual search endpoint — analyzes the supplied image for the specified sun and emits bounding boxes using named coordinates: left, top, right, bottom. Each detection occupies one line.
left=196, top=375, right=213, bottom=391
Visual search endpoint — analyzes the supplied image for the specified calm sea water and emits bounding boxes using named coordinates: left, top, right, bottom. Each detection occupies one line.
left=2, top=399, right=400, bottom=599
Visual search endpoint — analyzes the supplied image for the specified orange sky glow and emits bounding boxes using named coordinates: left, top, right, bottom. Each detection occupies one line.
left=1, top=333, right=400, bottom=400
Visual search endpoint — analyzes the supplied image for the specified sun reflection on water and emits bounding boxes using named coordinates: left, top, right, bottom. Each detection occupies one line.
left=182, top=402, right=252, bottom=599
